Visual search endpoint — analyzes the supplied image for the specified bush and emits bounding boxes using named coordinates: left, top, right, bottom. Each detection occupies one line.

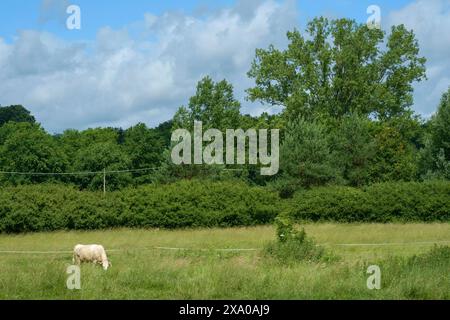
left=0, top=184, right=126, bottom=233
left=0, top=180, right=448, bottom=233
left=118, top=180, right=280, bottom=228
left=287, top=180, right=450, bottom=222
left=263, top=214, right=326, bottom=263
left=0, top=180, right=279, bottom=233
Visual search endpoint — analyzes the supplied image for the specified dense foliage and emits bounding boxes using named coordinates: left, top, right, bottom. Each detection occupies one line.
left=263, top=214, right=327, bottom=263
left=2, top=18, right=446, bottom=191
left=0, top=180, right=448, bottom=233
left=0, top=17, right=448, bottom=232
left=247, top=18, right=426, bottom=120
left=0, top=181, right=279, bottom=233
left=0, top=105, right=35, bottom=126
left=287, top=180, right=450, bottom=222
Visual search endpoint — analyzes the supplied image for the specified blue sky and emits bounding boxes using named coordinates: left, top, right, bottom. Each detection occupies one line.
left=0, top=0, right=449, bottom=132
left=1, top=0, right=412, bottom=41
left=0, top=0, right=235, bottom=42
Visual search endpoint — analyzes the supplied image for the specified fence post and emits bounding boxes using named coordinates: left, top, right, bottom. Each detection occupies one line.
left=103, top=168, right=106, bottom=197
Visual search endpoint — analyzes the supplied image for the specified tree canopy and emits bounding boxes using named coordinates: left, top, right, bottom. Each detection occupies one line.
left=0, top=17, right=447, bottom=191
left=0, top=105, right=36, bottom=127
left=173, top=76, right=241, bottom=131
left=247, top=18, right=426, bottom=121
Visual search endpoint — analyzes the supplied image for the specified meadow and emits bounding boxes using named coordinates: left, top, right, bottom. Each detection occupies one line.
left=0, top=223, right=448, bottom=300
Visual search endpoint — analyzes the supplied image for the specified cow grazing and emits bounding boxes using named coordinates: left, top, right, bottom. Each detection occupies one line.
left=73, top=244, right=111, bottom=270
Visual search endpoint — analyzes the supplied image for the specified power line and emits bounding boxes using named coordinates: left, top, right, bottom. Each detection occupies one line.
left=0, top=166, right=247, bottom=176
left=0, top=167, right=160, bottom=176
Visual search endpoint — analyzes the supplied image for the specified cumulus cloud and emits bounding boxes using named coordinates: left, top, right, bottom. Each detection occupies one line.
left=3, top=0, right=446, bottom=132
left=0, top=0, right=298, bottom=132
left=388, top=0, right=450, bottom=117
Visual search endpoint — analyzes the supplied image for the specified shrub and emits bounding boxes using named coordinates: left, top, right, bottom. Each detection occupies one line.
left=287, top=180, right=450, bottom=222
left=263, top=214, right=326, bottom=263
left=0, top=180, right=279, bottom=233
left=0, top=180, right=448, bottom=233
left=119, top=180, right=280, bottom=228
left=0, top=184, right=126, bottom=233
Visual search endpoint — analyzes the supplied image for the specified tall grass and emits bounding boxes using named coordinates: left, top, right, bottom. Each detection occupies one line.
left=0, top=224, right=448, bottom=299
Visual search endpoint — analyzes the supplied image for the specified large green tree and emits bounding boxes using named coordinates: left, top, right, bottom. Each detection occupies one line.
left=369, top=123, right=418, bottom=182
left=0, top=122, right=67, bottom=184
left=247, top=17, right=426, bottom=121
left=57, top=127, right=121, bottom=162
left=173, top=76, right=241, bottom=131
left=72, top=142, right=132, bottom=191
left=330, top=114, right=375, bottom=186
left=166, top=76, right=242, bottom=182
left=430, top=87, right=450, bottom=161
left=123, top=123, right=166, bottom=183
left=419, top=87, right=450, bottom=179
left=124, top=123, right=165, bottom=168
left=280, top=117, right=337, bottom=188
left=0, top=105, right=36, bottom=126
left=154, top=120, right=174, bottom=147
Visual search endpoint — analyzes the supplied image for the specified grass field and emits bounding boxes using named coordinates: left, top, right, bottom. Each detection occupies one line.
left=0, top=223, right=449, bottom=299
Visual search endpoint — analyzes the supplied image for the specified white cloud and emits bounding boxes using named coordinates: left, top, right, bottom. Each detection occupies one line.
left=0, top=0, right=298, bottom=132
left=388, top=0, right=450, bottom=117
left=4, top=0, right=446, bottom=132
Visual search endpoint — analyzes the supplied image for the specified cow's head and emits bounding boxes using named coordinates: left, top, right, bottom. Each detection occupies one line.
left=102, top=260, right=111, bottom=271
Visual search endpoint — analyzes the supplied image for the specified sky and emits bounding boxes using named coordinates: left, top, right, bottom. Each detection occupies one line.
left=0, top=0, right=448, bottom=133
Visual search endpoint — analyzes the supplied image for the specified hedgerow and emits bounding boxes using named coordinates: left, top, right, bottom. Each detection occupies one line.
left=0, top=180, right=279, bottom=233
left=0, top=180, right=448, bottom=233
left=287, top=180, right=450, bottom=222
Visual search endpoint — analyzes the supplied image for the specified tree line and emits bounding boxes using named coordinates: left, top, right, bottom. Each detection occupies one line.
left=0, top=17, right=449, bottom=194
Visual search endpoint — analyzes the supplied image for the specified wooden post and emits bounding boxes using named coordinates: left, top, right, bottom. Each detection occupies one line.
left=103, top=168, right=106, bottom=197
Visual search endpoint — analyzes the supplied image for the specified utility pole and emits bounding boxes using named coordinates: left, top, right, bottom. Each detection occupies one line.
left=103, top=168, right=106, bottom=197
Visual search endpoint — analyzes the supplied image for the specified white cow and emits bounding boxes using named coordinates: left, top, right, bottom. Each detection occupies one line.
left=73, top=244, right=111, bottom=270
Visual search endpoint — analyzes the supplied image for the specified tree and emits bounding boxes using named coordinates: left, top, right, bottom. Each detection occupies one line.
left=330, top=114, right=375, bottom=186
left=72, top=142, right=132, bottom=191
left=430, top=87, right=450, bottom=160
left=0, top=105, right=36, bottom=126
left=154, top=120, right=174, bottom=147
left=57, top=127, right=120, bottom=162
left=0, top=122, right=67, bottom=184
left=173, top=76, right=241, bottom=131
left=419, top=87, right=450, bottom=179
left=169, top=76, right=243, bottom=181
left=369, top=124, right=417, bottom=182
left=247, top=17, right=426, bottom=121
left=123, top=123, right=166, bottom=183
left=280, top=117, right=337, bottom=188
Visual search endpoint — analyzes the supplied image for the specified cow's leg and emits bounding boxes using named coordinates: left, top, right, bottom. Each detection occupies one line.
left=73, top=253, right=81, bottom=265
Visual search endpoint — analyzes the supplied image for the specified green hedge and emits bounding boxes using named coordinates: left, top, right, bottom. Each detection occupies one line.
left=287, top=181, right=450, bottom=222
left=0, top=180, right=280, bottom=233
left=0, top=180, right=448, bottom=233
